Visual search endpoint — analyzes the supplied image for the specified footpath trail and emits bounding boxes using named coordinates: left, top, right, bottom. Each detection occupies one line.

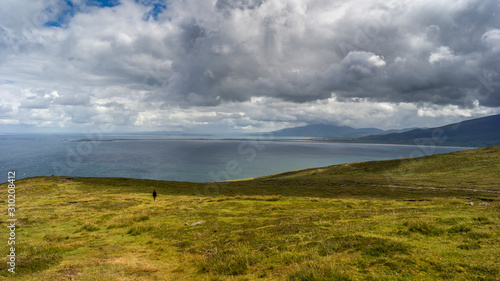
left=376, top=184, right=500, bottom=194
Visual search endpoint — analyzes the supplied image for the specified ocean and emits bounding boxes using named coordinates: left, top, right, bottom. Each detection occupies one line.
left=0, top=134, right=471, bottom=183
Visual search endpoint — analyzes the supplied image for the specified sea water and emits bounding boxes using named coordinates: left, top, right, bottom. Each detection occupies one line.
left=0, top=134, right=471, bottom=183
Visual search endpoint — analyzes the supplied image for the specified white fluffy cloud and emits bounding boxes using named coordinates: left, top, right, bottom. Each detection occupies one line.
left=0, top=0, right=499, bottom=133
left=429, top=46, right=456, bottom=65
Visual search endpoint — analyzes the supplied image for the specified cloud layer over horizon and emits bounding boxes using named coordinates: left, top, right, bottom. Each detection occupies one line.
left=1, top=0, right=500, bottom=133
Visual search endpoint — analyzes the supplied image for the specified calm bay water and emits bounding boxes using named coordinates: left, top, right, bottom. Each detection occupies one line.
left=0, top=135, right=471, bottom=183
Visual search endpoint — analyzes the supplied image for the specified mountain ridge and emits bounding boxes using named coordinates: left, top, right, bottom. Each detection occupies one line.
left=269, top=124, right=392, bottom=138
left=267, top=113, right=500, bottom=147
left=350, top=113, right=500, bottom=147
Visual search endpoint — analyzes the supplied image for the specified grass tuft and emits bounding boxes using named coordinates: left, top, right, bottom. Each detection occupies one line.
left=127, top=224, right=153, bottom=236
left=457, top=242, right=481, bottom=250
left=403, top=220, right=445, bottom=236
left=12, top=243, right=63, bottom=274
left=197, top=246, right=257, bottom=276
left=43, top=233, right=69, bottom=242
left=318, top=235, right=409, bottom=257
left=447, top=224, right=472, bottom=233
left=80, top=222, right=100, bottom=232
left=287, top=261, right=353, bottom=281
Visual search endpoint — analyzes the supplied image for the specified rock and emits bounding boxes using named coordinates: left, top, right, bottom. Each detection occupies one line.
left=468, top=201, right=474, bottom=205
left=191, top=221, right=204, bottom=226
left=479, top=202, right=490, bottom=206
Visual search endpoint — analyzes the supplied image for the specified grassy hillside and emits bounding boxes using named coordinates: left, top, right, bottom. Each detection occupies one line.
left=227, top=145, right=500, bottom=197
left=0, top=146, right=499, bottom=280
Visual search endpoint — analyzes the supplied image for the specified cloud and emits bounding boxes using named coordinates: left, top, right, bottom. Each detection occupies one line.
left=428, top=46, right=456, bottom=65
left=1, top=0, right=500, bottom=132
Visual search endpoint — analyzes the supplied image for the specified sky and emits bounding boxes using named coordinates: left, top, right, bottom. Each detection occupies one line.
left=1, top=0, right=499, bottom=134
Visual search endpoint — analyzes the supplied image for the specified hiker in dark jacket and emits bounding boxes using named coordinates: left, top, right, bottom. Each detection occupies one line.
left=153, top=190, right=157, bottom=201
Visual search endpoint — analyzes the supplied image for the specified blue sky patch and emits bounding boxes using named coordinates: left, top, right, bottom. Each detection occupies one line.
left=42, top=0, right=166, bottom=27
left=86, top=0, right=121, bottom=8
left=42, top=0, right=120, bottom=28
left=41, top=0, right=74, bottom=28
left=136, top=0, right=168, bottom=21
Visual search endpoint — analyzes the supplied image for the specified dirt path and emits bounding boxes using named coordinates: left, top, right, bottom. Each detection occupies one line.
left=375, top=184, right=500, bottom=194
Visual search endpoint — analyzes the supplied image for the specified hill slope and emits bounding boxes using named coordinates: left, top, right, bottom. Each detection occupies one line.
left=222, top=145, right=500, bottom=197
left=351, top=113, right=500, bottom=147
left=1, top=146, right=499, bottom=280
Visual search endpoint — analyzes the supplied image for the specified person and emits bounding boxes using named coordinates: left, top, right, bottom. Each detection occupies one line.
left=153, top=190, right=157, bottom=201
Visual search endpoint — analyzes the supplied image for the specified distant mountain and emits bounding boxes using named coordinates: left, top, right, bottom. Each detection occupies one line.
left=269, top=124, right=386, bottom=138
left=385, top=127, right=425, bottom=134
left=352, top=114, right=500, bottom=147
left=125, top=131, right=187, bottom=135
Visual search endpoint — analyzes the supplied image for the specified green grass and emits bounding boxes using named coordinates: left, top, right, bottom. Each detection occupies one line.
left=0, top=145, right=499, bottom=280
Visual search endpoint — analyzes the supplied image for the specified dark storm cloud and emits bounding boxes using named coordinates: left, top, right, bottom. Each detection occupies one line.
left=1, top=0, right=500, bottom=131
left=215, top=0, right=266, bottom=14
left=6, top=0, right=500, bottom=108
left=139, top=0, right=500, bottom=108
